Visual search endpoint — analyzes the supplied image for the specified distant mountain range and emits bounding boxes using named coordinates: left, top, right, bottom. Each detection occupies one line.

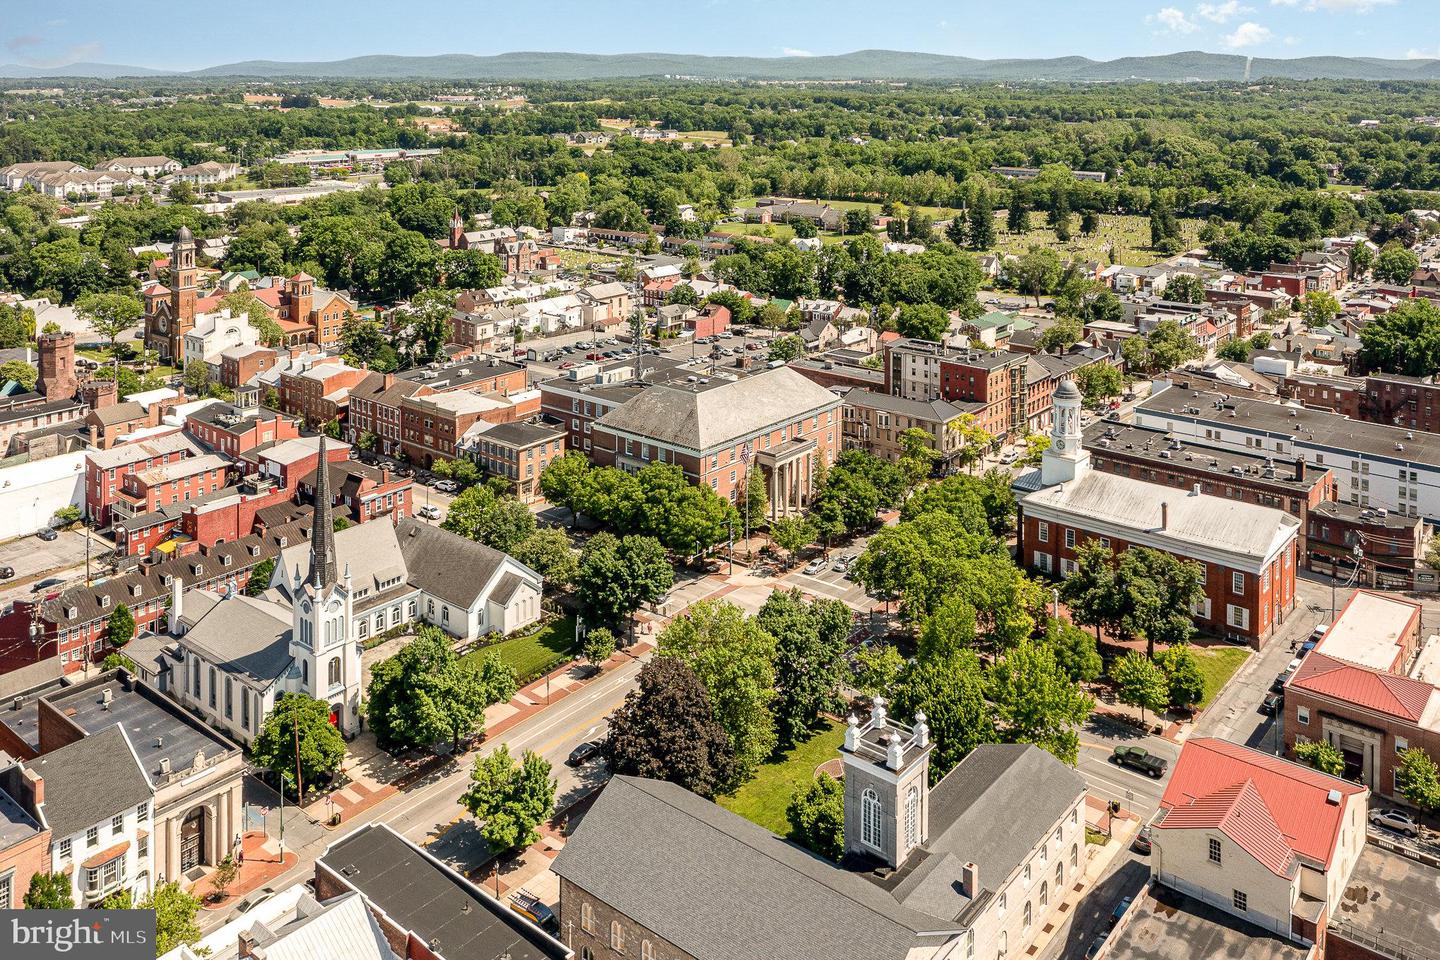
left=3, top=50, right=1440, bottom=82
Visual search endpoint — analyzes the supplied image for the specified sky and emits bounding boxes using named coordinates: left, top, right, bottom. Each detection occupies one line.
left=1, top=0, right=1434, bottom=70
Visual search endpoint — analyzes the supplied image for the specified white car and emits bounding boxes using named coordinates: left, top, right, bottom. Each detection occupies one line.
left=804, top=558, right=827, bottom=575
left=1369, top=809, right=1420, bottom=838
left=418, top=505, right=441, bottom=520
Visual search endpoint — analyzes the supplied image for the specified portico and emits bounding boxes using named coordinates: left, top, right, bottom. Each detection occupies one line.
left=757, top=438, right=816, bottom=519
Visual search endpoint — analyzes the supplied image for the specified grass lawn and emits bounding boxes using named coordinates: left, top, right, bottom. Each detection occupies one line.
left=547, top=248, right=628, bottom=272
left=1191, top=645, right=1251, bottom=709
left=985, top=213, right=1205, bottom=268
left=720, top=720, right=845, bottom=836
left=465, top=614, right=577, bottom=683
left=711, top=221, right=849, bottom=246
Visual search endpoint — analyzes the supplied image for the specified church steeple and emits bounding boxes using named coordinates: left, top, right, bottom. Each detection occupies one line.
left=1040, top=378, right=1091, bottom=487
left=308, top=435, right=338, bottom=588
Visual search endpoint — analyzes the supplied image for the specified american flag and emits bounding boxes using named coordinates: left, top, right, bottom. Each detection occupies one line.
left=741, top=441, right=752, bottom=465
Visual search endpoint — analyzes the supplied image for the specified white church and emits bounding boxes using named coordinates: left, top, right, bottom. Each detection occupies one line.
left=167, top=437, right=544, bottom=745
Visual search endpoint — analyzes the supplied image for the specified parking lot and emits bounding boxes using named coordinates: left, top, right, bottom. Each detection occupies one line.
left=0, top=527, right=108, bottom=606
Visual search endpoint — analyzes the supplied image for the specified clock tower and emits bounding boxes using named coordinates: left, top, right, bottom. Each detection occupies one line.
left=1040, top=378, right=1090, bottom=487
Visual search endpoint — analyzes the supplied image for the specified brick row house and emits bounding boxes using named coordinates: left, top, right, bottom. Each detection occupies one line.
left=87, top=433, right=201, bottom=527
left=883, top=337, right=1029, bottom=442
left=1017, top=382, right=1300, bottom=647
left=458, top=420, right=566, bottom=502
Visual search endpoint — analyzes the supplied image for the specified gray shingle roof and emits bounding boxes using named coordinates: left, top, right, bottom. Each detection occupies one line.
left=395, top=519, right=510, bottom=609
left=552, top=776, right=952, bottom=960
left=33, top=724, right=150, bottom=839
left=180, top=593, right=294, bottom=687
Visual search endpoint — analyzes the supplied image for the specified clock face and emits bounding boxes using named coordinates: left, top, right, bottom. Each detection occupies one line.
left=1055, top=438, right=1067, bottom=452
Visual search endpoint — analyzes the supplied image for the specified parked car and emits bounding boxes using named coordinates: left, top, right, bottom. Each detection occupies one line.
left=1260, top=692, right=1283, bottom=715
left=566, top=740, right=604, bottom=767
left=1084, top=934, right=1109, bottom=960
left=832, top=553, right=857, bottom=573
left=0, top=566, right=13, bottom=580
left=1369, top=808, right=1420, bottom=838
left=998, top=450, right=1020, bottom=465
left=1269, top=673, right=1290, bottom=694
left=35, top=527, right=58, bottom=542
left=1132, top=824, right=1152, bottom=855
left=804, top=558, right=828, bottom=575
left=433, top=480, right=459, bottom=493
left=509, top=889, right=557, bottom=932
left=417, top=505, right=441, bottom=520
left=30, top=577, right=63, bottom=594
left=1109, top=896, right=1133, bottom=928
left=1110, top=746, right=1168, bottom=778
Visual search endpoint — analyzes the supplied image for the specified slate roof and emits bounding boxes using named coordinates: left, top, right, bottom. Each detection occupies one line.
left=595, top=366, right=841, bottom=453
left=32, top=724, right=150, bottom=839
left=396, top=519, right=512, bottom=609
left=552, top=776, right=949, bottom=960
left=179, top=593, right=294, bottom=688
left=1158, top=738, right=1363, bottom=871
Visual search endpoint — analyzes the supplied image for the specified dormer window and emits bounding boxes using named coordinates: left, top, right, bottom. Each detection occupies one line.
left=222, top=555, right=232, bottom=567
left=100, top=596, right=110, bottom=609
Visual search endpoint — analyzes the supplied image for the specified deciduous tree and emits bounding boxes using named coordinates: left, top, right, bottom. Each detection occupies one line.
left=605, top=657, right=736, bottom=798
left=787, top=773, right=845, bottom=860
left=461, top=744, right=555, bottom=853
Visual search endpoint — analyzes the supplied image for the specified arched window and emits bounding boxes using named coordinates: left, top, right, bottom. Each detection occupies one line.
left=1070, top=843, right=1078, bottom=870
left=301, top=660, right=308, bottom=685
left=580, top=902, right=595, bottom=935
left=641, top=940, right=654, bottom=960
left=610, top=920, right=624, bottom=952
left=860, top=788, right=882, bottom=849
left=904, top=785, right=920, bottom=848
left=1039, top=881, right=1049, bottom=908
left=581, top=950, right=593, bottom=960
left=1023, top=901, right=1033, bottom=931
left=328, top=657, right=341, bottom=687
left=1055, top=860, right=1064, bottom=889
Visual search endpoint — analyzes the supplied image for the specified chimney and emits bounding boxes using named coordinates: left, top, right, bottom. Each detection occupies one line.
left=168, top=575, right=183, bottom=635
left=1160, top=502, right=1169, bottom=530
left=101, top=688, right=113, bottom=707
left=159, top=756, right=171, bottom=776
left=1190, top=482, right=1201, bottom=497
left=961, top=862, right=981, bottom=899
left=1295, top=456, right=1306, bottom=482
left=237, top=931, right=257, bottom=960
left=382, top=372, right=395, bottom=390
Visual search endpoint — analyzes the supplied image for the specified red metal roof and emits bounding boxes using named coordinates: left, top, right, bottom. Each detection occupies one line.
left=1159, top=738, right=1363, bottom=871
left=1288, top=652, right=1433, bottom=722
left=1155, top=779, right=1294, bottom=877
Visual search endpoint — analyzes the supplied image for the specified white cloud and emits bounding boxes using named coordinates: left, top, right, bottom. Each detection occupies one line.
left=1148, top=7, right=1200, bottom=33
left=1222, top=21, right=1274, bottom=47
left=1198, top=1, right=1252, bottom=23
left=1406, top=47, right=1440, bottom=60
left=782, top=47, right=814, bottom=58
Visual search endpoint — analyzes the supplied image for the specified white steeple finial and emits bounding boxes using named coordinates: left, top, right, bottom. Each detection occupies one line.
left=872, top=696, right=888, bottom=726
left=886, top=732, right=905, bottom=771
left=914, top=711, right=930, bottom=748
left=844, top=714, right=860, bottom=751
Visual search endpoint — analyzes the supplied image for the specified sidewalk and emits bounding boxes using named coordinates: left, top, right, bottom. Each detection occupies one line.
left=1024, top=797, right=1140, bottom=957
left=193, top=830, right=298, bottom=910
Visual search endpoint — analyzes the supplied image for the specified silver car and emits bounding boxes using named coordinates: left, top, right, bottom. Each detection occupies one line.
left=1369, top=809, right=1420, bottom=838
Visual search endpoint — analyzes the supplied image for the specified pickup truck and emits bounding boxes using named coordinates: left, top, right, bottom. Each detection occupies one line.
left=1110, top=745, right=1168, bottom=779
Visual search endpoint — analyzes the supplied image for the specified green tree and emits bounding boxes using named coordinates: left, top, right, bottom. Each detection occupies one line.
left=1358, top=297, right=1440, bottom=377
left=107, top=603, right=135, bottom=649
left=768, top=515, right=814, bottom=567
left=75, top=291, right=142, bottom=369
left=1217, top=338, right=1252, bottom=363
left=1037, top=318, right=1083, bottom=354
left=461, top=744, right=555, bottom=853
left=1397, top=747, right=1440, bottom=813
left=787, top=773, right=846, bottom=860
left=986, top=639, right=1094, bottom=765
left=209, top=855, right=239, bottom=901
left=767, top=334, right=806, bottom=363
left=1164, top=274, right=1205, bottom=304
left=1299, top=290, right=1342, bottom=328
left=442, top=485, right=536, bottom=553
left=1156, top=643, right=1206, bottom=710
left=1043, top=617, right=1104, bottom=683
left=23, top=872, right=73, bottom=909
left=144, top=881, right=203, bottom=956
left=245, top=557, right=275, bottom=596
left=581, top=625, right=617, bottom=666
left=441, top=248, right=504, bottom=289
left=539, top=451, right=590, bottom=525
left=1074, top=363, right=1123, bottom=404
left=897, top=426, right=941, bottom=491
left=1294, top=740, right=1346, bottom=777
left=896, top=302, right=950, bottom=341
left=967, top=191, right=996, bottom=251
left=605, top=657, right=736, bottom=798
left=1116, top=548, right=1207, bottom=657
left=1110, top=651, right=1170, bottom=724
left=1012, top=246, right=1062, bottom=306
left=574, top=533, right=673, bottom=631
left=368, top=627, right=515, bottom=751
left=758, top=590, right=848, bottom=747
left=220, top=290, right=284, bottom=346
left=851, top=643, right=905, bottom=697
left=659, top=599, right=777, bottom=783
left=0, top=359, right=37, bottom=391
left=894, top=647, right=994, bottom=782
left=182, top=359, right=212, bottom=396
left=511, top=527, right=578, bottom=591
left=251, top=693, right=346, bottom=796
left=1375, top=241, right=1420, bottom=285
left=949, top=413, right=995, bottom=475
left=1059, top=540, right=1118, bottom=639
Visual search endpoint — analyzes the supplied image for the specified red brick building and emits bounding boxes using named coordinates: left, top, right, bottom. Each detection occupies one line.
left=218, top=344, right=280, bottom=388
left=347, top=372, right=431, bottom=457
left=0, top=760, right=51, bottom=909
left=86, top=433, right=200, bottom=527
left=461, top=420, right=566, bottom=502
left=111, top=453, right=230, bottom=520
left=297, top=460, right=413, bottom=524
left=242, top=436, right=352, bottom=497
left=883, top=338, right=1029, bottom=441
left=278, top=358, right=370, bottom=427
left=185, top=405, right=301, bottom=458
left=686, top=303, right=731, bottom=340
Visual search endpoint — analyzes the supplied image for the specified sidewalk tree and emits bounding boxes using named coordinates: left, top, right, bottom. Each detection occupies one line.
left=251, top=693, right=346, bottom=795
left=539, top=452, right=590, bottom=525
left=144, top=882, right=203, bottom=956
left=1156, top=643, right=1206, bottom=711
left=900, top=474, right=990, bottom=535
left=1375, top=240, right=1419, bottom=285
left=23, top=871, right=73, bottom=909
left=758, top=590, right=849, bottom=747
left=581, top=626, right=617, bottom=667
left=949, top=413, right=994, bottom=475
left=985, top=640, right=1094, bottom=765
left=787, top=773, right=845, bottom=861
left=1074, top=363, right=1123, bottom=405
left=245, top=557, right=276, bottom=596
left=893, top=647, right=993, bottom=782
left=767, top=334, right=805, bottom=363
left=209, top=855, right=239, bottom=901
left=897, top=427, right=941, bottom=492
left=574, top=533, right=673, bottom=631
left=461, top=744, right=556, bottom=853
left=1110, top=651, right=1170, bottom=724
left=605, top=657, right=736, bottom=798
left=1396, top=747, right=1440, bottom=813
left=659, top=599, right=777, bottom=782
left=107, top=603, right=135, bottom=649
left=368, top=627, right=515, bottom=752
left=1058, top=540, right=1118, bottom=640
left=768, top=515, right=814, bottom=567
left=1294, top=740, right=1346, bottom=778
left=1043, top=617, right=1104, bottom=684
left=511, top=527, right=578, bottom=591
left=743, top=464, right=770, bottom=527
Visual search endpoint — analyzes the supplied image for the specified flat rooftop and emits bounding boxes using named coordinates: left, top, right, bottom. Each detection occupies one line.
left=1407, top=637, right=1440, bottom=686
left=318, top=824, right=567, bottom=960
left=1105, top=883, right=1309, bottom=960
left=1083, top=421, right=1324, bottom=495
left=1331, top=845, right=1440, bottom=958
left=1317, top=591, right=1420, bottom=672
left=0, top=771, right=42, bottom=849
